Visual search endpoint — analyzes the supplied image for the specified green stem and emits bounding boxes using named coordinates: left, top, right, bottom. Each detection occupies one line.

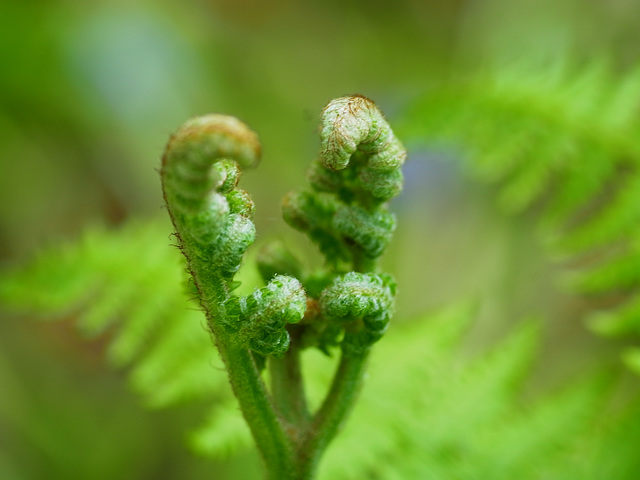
left=295, top=342, right=370, bottom=478
left=352, top=248, right=376, bottom=273
left=270, top=336, right=310, bottom=427
left=216, top=332, right=296, bottom=479
left=196, top=267, right=297, bottom=479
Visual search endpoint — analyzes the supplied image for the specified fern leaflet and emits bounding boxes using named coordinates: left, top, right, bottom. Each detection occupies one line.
left=404, top=59, right=640, bottom=371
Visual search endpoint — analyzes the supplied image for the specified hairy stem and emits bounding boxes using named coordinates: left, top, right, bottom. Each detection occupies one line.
left=295, top=343, right=370, bottom=478
left=270, top=337, right=310, bottom=427
left=161, top=97, right=404, bottom=480
left=189, top=260, right=295, bottom=477
left=352, top=248, right=377, bottom=273
left=217, top=331, right=296, bottom=478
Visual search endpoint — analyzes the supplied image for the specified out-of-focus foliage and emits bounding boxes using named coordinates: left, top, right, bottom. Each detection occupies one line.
left=320, top=307, right=640, bottom=480
left=0, top=220, right=229, bottom=407
left=3, top=226, right=640, bottom=479
left=402, top=58, right=640, bottom=373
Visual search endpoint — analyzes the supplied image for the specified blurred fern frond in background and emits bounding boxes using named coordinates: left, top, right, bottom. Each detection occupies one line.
left=320, top=306, right=640, bottom=480
left=2, top=223, right=640, bottom=478
left=0, top=220, right=232, bottom=409
left=402, top=59, right=640, bottom=372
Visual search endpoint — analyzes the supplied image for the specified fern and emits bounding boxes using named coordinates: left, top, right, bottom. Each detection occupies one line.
left=4, top=232, right=639, bottom=477
left=155, top=97, right=407, bottom=479
left=3, top=96, right=408, bottom=479
left=404, top=59, right=640, bottom=371
left=316, top=306, right=623, bottom=480
left=4, top=84, right=640, bottom=477
left=0, top=220, right=243, bottom=439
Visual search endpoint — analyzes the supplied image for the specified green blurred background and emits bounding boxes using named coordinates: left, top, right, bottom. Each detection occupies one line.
left=2, top=0, right=640, bottom=478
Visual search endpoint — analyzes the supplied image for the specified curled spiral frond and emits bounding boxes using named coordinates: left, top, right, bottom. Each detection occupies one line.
left=320, top=95, right=407, bottom=201
left=223, top=275, right=307, bottom=356
left=161, top=115, right=260, bottom=279
left=283, top=95, right=406, bottom=268
left=160, top=113, right=311, bottom=387
left=319, top=272, right=395, bottom=354
left=158, top=99, right=404, bottom=476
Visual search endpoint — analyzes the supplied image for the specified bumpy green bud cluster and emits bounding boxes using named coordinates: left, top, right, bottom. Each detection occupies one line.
left=283, top=95, right=407, bottom=269
left=319, top=272, right=395, bottom=355
left=161, top=114, right=309, bottom=360
left=161, top=98, right=404, bottom=359
left=161, top=98, right=405, bottom=478
left=282, top=190, right=350, bottom=263
left=223, top=275, right=306, bottom=356
left=319, top=95, right=406, bottom=202
left=333, top=205, right=396, bottom=258
left=162, top=115, right=260, bottom=279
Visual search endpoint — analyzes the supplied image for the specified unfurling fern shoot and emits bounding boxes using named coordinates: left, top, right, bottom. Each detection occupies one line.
left=160, top=95, right=406, bottom=479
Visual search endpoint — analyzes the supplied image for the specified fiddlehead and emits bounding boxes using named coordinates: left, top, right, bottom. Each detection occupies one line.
left=319, top=272, right=396, bottom=355
left=223, top=275, right=307, bottom=357
left=276, top=95, right=407, bottom=478
left=318, top=95, right=406, bottom=202
left=281, top=95, right=406, bottom=353
left=161, top=114, right=300, bottom=477
left=162, top=114, right=259, bottom=282
left=283, top=95, right=406, bottom=272
left=160, top=96, right=406, bottom=479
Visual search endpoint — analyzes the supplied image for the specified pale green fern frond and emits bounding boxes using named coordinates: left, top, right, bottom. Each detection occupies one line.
left=406, top=60, right=640, bottom=216
left=0, top=219, right=235, bottom=414
left=404, top=59, right=640, bottom=372
left=171, top=300, right=634, bottom=478
left=2, top=228, right=637, bottom=477
left=190, top=398, right=253, bottom=458
left=317, top=306, right=631, bottom=480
